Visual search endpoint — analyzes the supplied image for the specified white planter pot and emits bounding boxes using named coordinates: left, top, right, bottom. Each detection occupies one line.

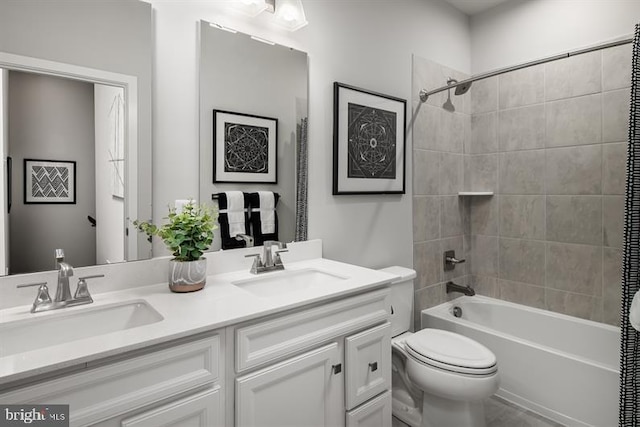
left=168, top=258, right=207, bottom=293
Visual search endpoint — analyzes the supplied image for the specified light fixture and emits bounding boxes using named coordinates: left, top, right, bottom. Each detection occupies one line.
left=233, top=0, right=268, bottom=18
left=269, top=0, right=308, bottom=31
left=234, top=0, right=308, bottom=32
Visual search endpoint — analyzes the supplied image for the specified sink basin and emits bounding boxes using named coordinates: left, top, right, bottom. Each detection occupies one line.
left=0, top=300, right=163, bottom=357
left=232, top=268, right=348, bottom=297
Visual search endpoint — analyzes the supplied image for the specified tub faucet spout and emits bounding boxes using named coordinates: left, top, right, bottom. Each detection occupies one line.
left=446, top=281, right=475, bottom=296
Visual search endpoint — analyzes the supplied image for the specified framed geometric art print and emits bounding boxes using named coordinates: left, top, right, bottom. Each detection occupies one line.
left=213, top=110, right=278, bottom=184
left=24, top=159, right=76, bottom=204
left=333, top=82, right=406, bottom=195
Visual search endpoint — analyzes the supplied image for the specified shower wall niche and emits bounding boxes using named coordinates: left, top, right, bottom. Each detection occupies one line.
left=412, top=44, right=631, bottom=327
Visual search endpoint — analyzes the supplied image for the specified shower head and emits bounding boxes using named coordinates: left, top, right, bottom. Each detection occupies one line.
left=454, top=81, right=472, bottom=95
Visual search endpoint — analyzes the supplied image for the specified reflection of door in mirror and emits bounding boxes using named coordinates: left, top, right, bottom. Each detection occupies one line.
left=3, top=71, right=126, bottom=275
left=199, top=21, right=309, bottom=251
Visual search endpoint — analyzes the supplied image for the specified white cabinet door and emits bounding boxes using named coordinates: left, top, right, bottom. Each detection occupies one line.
left=345, top=322, right=391, bottom=410
left=121, top=387, right=222, bottom=427
left=236, top=342, right=344, bottom=427
left=346, top=390, right=391, bottom=427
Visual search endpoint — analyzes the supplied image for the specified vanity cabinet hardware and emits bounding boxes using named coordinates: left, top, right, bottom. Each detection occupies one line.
left=369, top=362, right=378, bottom=372
left=332, top=363, right=342, bottom=374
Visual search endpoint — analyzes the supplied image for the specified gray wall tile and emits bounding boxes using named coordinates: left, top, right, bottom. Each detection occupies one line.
left=413, top=196, right=440, bottom=242
left=413, top=240, right=442, bottom=289
left=546, top=94, right=602, bottom=147
left=440, top=153, right=463, bottom=195
left=465, top=154, right=498, bottom=192
left=414, top=283, right=445, bottom=328
left=497, top=279, right=546, bottom=309
left=470, top=196, right=498, bottom=236
left=470, top=112, right=498, bottom=154
left=414, top=149, right=440, bottom=195
left=471, top=235, right=498, bottom=276
left=498, top=104, right=545, bottom=152
left=471, top=76, right=498, bottom=115
left=603, top=44, right=632, bottom=91
left=499, top=195, right=545, bottom=239
left=441, top=196, right=465, bottom=237
left=413, top=104, right=439, bottom=151
left=499, top=64, right=545, bottom=109
left=546, top=242, right=602, bottom=295
left=603, top=88, right=631, bottom=143
left=473, top=275, right=499, bottom=297
left=603, top=195, right=624, bottom=248
left=545, top=51, right=601, bottom=101
left=498, top=150, right=546, bottom=194
left=603, top=142, right=628, bottom=195
left=603, top=247, right=622, bottom=326
left=545, top=145, right=602, bottom=195
left=499, top=238, right=546, bottom=285
left=546, top=196, right=602, bottom=245
left=545, top=289, right=602, bottom=322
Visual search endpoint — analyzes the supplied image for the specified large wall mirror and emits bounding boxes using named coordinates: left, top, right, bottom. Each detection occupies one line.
left=198, top=21, right=308, bottom=251
left=0, top=0, right=153, bottom=275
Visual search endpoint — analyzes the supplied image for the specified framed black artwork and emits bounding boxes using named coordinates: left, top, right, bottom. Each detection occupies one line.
left=333, top=82, right=406, bottom=195
left=213, top=110, right=278, bottom=184
left=24, top=159, right=76, bottom=204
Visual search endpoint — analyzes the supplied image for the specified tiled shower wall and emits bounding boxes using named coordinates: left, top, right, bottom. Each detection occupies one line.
left=411, top=56, right=471, bottom=329
left=412, top=44, right=631, bottom=327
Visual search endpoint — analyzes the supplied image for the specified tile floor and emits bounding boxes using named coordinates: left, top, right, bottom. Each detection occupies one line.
left=392, top=396, right=565, bottom=427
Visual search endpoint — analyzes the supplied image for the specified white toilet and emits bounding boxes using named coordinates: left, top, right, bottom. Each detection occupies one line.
left=381, top=266, right=499, bottom=427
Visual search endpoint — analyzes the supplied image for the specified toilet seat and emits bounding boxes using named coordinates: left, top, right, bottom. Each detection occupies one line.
left=404, top=329, right=497, bottom=376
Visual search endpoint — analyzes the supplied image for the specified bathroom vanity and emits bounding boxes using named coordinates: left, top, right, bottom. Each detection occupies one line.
left=0, top=241, right=396, bottom=427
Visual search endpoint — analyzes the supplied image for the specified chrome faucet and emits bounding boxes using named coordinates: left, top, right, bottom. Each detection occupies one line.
left=17, top=249, right=104, bottom=313
left=245, top=240, right=288, bottom=274
left=446, top=281, right=475, bottom=296
left=54, top=248, right=74, bottom=302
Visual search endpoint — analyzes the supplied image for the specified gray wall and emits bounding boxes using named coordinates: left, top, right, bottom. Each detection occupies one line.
left=0, top=0, right=152, bottom=260
left=199, top=22, right=307, bottom=250
left=9, top=71, right=96, bottom=273
left=412, top=44, right=630, bottom=327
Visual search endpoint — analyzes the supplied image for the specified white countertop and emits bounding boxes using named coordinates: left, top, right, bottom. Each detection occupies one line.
left=0, top=257, right=396, bottom=387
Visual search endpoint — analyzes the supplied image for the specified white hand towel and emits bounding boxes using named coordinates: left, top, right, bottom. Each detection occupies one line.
left=630, top=291, right=640, bottom=331
left=225, top=191, right=246, bottom=237
left=258, top=191, right=275, bottom=234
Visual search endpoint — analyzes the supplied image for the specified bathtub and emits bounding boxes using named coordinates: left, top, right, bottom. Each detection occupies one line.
left=421, top=296, right=620, bottom=427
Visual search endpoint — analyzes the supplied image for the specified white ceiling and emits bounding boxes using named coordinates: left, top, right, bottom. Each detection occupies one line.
left=443, top=0, right=514, bottom=15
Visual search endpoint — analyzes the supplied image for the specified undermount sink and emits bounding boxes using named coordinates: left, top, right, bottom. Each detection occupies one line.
left=232, top=268, right=348, bottom=297
left=0, top=300, right=163, bottom=357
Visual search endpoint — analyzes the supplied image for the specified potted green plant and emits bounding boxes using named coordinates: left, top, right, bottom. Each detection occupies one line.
left=134, top=201, right=218, bottom=293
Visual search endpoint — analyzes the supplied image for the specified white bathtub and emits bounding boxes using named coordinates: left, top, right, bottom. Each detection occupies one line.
left=421, top=296, right=620, bottom=427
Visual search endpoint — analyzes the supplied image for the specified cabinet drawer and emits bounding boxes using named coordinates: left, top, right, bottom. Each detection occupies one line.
left=346, top=390, right=391, bottom=427
left=121, top=387, right=222, bottom=427
left=1, top=334, right=220, bottom=427
left=236, top=288, right=390, bottom=372
left=345, top=322, right=391, bottom=410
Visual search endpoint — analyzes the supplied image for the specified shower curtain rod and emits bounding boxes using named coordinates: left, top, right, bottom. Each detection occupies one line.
left=419, top=37, right=633, bottom=102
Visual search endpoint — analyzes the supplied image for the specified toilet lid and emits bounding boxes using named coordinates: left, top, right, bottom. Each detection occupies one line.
left=404, top=329, right=497, bottom=375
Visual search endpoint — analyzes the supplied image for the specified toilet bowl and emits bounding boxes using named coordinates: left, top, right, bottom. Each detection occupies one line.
left=381, top=266, right=500, bottom=427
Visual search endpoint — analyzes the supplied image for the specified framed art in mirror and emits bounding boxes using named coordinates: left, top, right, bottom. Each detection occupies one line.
left=333, top=82, right=406, bottom=195
left=24, top=159, right=76, bottom=204
left=213, top=109, right=278, bottom=184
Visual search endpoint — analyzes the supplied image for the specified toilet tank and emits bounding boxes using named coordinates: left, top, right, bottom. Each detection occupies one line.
left=378, top=266, right=416, bottom=337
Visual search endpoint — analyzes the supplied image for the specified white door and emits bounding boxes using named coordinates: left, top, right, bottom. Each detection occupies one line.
left=0, top=68, right=9, bottom=275
left=236, top=343, right=344, bottom=427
